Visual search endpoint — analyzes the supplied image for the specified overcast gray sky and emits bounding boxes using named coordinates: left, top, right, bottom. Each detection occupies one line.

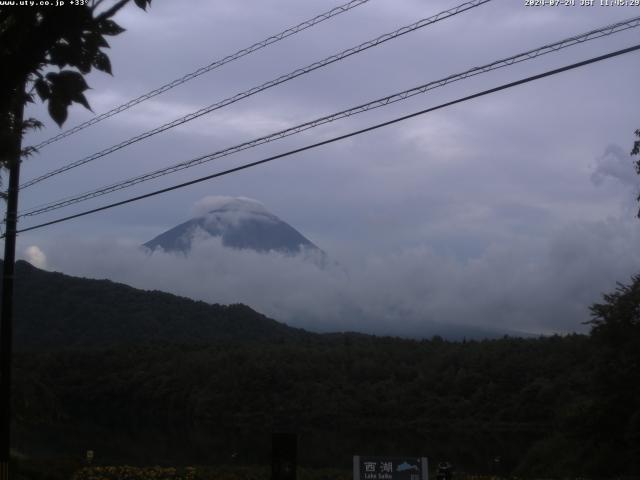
left=9, top=0, right=640, bottom=336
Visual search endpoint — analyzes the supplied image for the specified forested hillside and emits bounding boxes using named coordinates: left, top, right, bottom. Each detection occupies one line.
left=6, top=260, right=308, bottom=350
left=5, top=263, right=640, bottom=477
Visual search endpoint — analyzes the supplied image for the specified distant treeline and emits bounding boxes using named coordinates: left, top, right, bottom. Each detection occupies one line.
left=12, top=332, right=639, bottom=476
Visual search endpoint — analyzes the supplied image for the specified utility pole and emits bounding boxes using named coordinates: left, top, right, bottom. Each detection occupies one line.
left=0, top=79, right=25, bottom=480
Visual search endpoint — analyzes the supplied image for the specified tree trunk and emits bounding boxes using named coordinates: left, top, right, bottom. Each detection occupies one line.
left=0, top=78, right=25, bottom=480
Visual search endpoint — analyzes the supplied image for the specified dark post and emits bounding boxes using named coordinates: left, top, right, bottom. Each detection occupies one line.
left=0, top=79, right=24, bottom=480
left=271, top=432, right=297, bottom=480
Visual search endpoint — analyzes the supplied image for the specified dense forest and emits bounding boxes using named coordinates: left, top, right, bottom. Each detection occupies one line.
left=4, top=262, right=640, bottom=477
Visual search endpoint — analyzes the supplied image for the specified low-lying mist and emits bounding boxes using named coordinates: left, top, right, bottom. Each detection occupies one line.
left=24, top=212, right=640, bottom=337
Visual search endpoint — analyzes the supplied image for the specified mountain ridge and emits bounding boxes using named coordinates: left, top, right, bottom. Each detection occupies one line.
left=4, top=259, right=536, bottom=350
left=5, top=259, right=311, bottom=351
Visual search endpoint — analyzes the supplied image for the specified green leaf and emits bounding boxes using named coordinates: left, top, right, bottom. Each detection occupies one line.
left=93, top=51, right=112, bottom=75
left=34, top=78, right=51, bottom=101
left=48, top=43, right=73, bottom=68
left=98, top=19, right=125, bottom=36
left=96, top=34, right=110, bottom=48
left=48, top=99, right=68, bottom=127
left=134, top=0, right=152, bottom=10
left=56, top=70, right=90, bottom=93
left=86, top=32, right=110, bottom=49
left=632, top=129, right=640, bottom=157
left=72, top=92, right=92, bottom=112
left=22, top=118, right=44, bottom=133
left=76, top=49, right=92, bottom=74
left=46, top=70, right=92, bottom=118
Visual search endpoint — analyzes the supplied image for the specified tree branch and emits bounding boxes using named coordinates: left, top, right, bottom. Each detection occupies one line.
left=95, top=0, right=130, bottom=21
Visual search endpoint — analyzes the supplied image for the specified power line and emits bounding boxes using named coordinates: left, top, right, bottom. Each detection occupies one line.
left=12, top=43, right=640, bottom=237
left=19, top=15, right=640, bottom=218
left=19, top=0, right=492, bottom=190
left=27, top=0, right=372, bottom=151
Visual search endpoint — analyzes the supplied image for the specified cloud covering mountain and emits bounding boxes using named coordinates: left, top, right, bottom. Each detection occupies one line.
left=144, top=196, right=323, bottom=258
left=22, top=189, right=640, bottom=338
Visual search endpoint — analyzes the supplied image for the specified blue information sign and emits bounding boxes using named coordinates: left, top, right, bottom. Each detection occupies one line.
left=353, top=456, right=428, bottom=480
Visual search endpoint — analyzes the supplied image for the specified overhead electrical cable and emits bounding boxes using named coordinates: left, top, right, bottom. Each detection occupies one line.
left=20, top=0, right=492, bottom=190
left=18, top=15, right=640, bottom=218
left=27, top=0, right=373, bottom=151
left=11, top=43, right=640, bottom=237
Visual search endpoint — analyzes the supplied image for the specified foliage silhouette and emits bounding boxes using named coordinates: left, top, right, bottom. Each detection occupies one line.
left=0, top=0, right=152, bottom=171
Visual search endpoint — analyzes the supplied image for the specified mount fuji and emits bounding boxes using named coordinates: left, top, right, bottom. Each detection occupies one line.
left=144, top=197, right=324, bottom=260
